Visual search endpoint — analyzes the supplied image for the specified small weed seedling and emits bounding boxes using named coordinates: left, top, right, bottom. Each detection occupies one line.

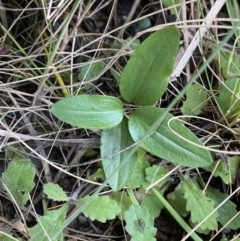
left=2, top=26, right=240, bottom=241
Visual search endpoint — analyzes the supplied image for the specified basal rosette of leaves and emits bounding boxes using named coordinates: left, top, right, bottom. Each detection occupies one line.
left=51, top=26, right=212, bottom=192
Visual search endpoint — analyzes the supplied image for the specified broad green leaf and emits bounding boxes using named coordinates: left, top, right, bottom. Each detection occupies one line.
left=204, top=156, right=240, bottom=184
left=124, top=204, right=157, bottom=241
left=2, top=160, right=35, bottom=206
left=78, top=58, right=104, bottom=90
left=119, top=26, right=180, bottom=105
left=182, top=180, right=218, bottom=231
left=101, top=117, right=138, bottom=191
left=43, top=183, right=69, bottom=202
left=207, top=186, right=240, bottom=230
left=76, top=195, right=121, bottom=222
left=51, top=95, right=124, bottom=130
left=128, top=106, right=212, bottom=167
left=145, top=165, right=169, bottom=188
left=180, top=83, right=207, bottom=116
left=29, top=204, right=68, bottom=241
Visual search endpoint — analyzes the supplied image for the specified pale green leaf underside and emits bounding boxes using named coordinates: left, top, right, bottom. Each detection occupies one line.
left=124, top=204, right=157, bottom=241
left=51, top=95, right=124, bottom=130
left=183, top=180, right=218, bottom=231
left=119, top=26, right=180, bottom=105
left=43, top=183, right=69, bottom=202
left=76, top=195, right=121, bottom=222
left=128, top=106, right=212, bottom=167
left=101, top=117, right=138, bottom=191
left=29, top=204, right=68, bottom=241
left=2, top=160, right=35, bottom=206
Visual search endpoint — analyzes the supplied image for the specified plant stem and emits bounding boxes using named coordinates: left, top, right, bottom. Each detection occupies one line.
left=151, top=187, right=203, bottom=241
left=126, top=188, right=139, bottom=205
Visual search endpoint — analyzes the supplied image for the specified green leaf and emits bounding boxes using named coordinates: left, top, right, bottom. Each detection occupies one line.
left=216, top=77, right=240, bottom=116
left=78, top=58, right=104, bottom=90
left=128, top=106, right=212, bottom=167
left=162, top=0, right=180, bottom=15
left=88, top=168, right=106, bottom=182
left=43, top=183, right=69, bottom=202
left=119, top=26, right=180, bottom=105
left=218, top=50, right=240, bottom=78
left=215, top=50, right=240, bottom=118
left=101, top=117, right=138, bottom=191
left=78, top=59, right=104, bottom=81
left=204, top=156, right=240, bottom=184
left=137, top=188, right=163, bottom=218
left=128, top=157, right=150, bottom=189
left=167, top=183, right=188, bottom=217
left=207, top=186, right=240, bottom=230
left=138, top=18, right=151, bottom=28
left=180, top=83, right=207, bottom=116
left=29, top=204, right=68, bottom=241
left=76, top=195, right=121, bottom=222
left=182, top=180, right=218, bottom=231
left=2, top=160, right=35, bottom=206
left=109, top=191, right=132, bottom=219
left=51, top=95, right=124, bottom=130
left=145, top=165, right=169, bottom=188
left=124, top=204, right=157, bottom=241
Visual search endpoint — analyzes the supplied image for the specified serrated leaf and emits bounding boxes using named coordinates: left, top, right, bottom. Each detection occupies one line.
left=2, top=160, right=35, bottom=206
left=167, top=183, right=188, bottom=217
left=128, top=106, right=212, bottom=167
left=180, top=83, right=207, bottom=116
left=124, top=204, right=157, bottom=241
left=76, top=195, right=121, bottom=222
left=145, top=165, right=169, bottom=188
left=182, top=180, right=218, bottom=230
left=29, top=204, right=68, bottom=241
left=101, top=117, right=138, bottom=191
left=204, top=156, right=240, bottom=184
left=119, top=26, right=180, bottom=105
left=207, top=186, right=240, bottom=230
left=43, top=183, right=69, bottom=202
left=51, top=95, right=124, bottom=130
left=137, top=188, right=163, bottom=218
left=109, top=191, right=132, bottom=219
